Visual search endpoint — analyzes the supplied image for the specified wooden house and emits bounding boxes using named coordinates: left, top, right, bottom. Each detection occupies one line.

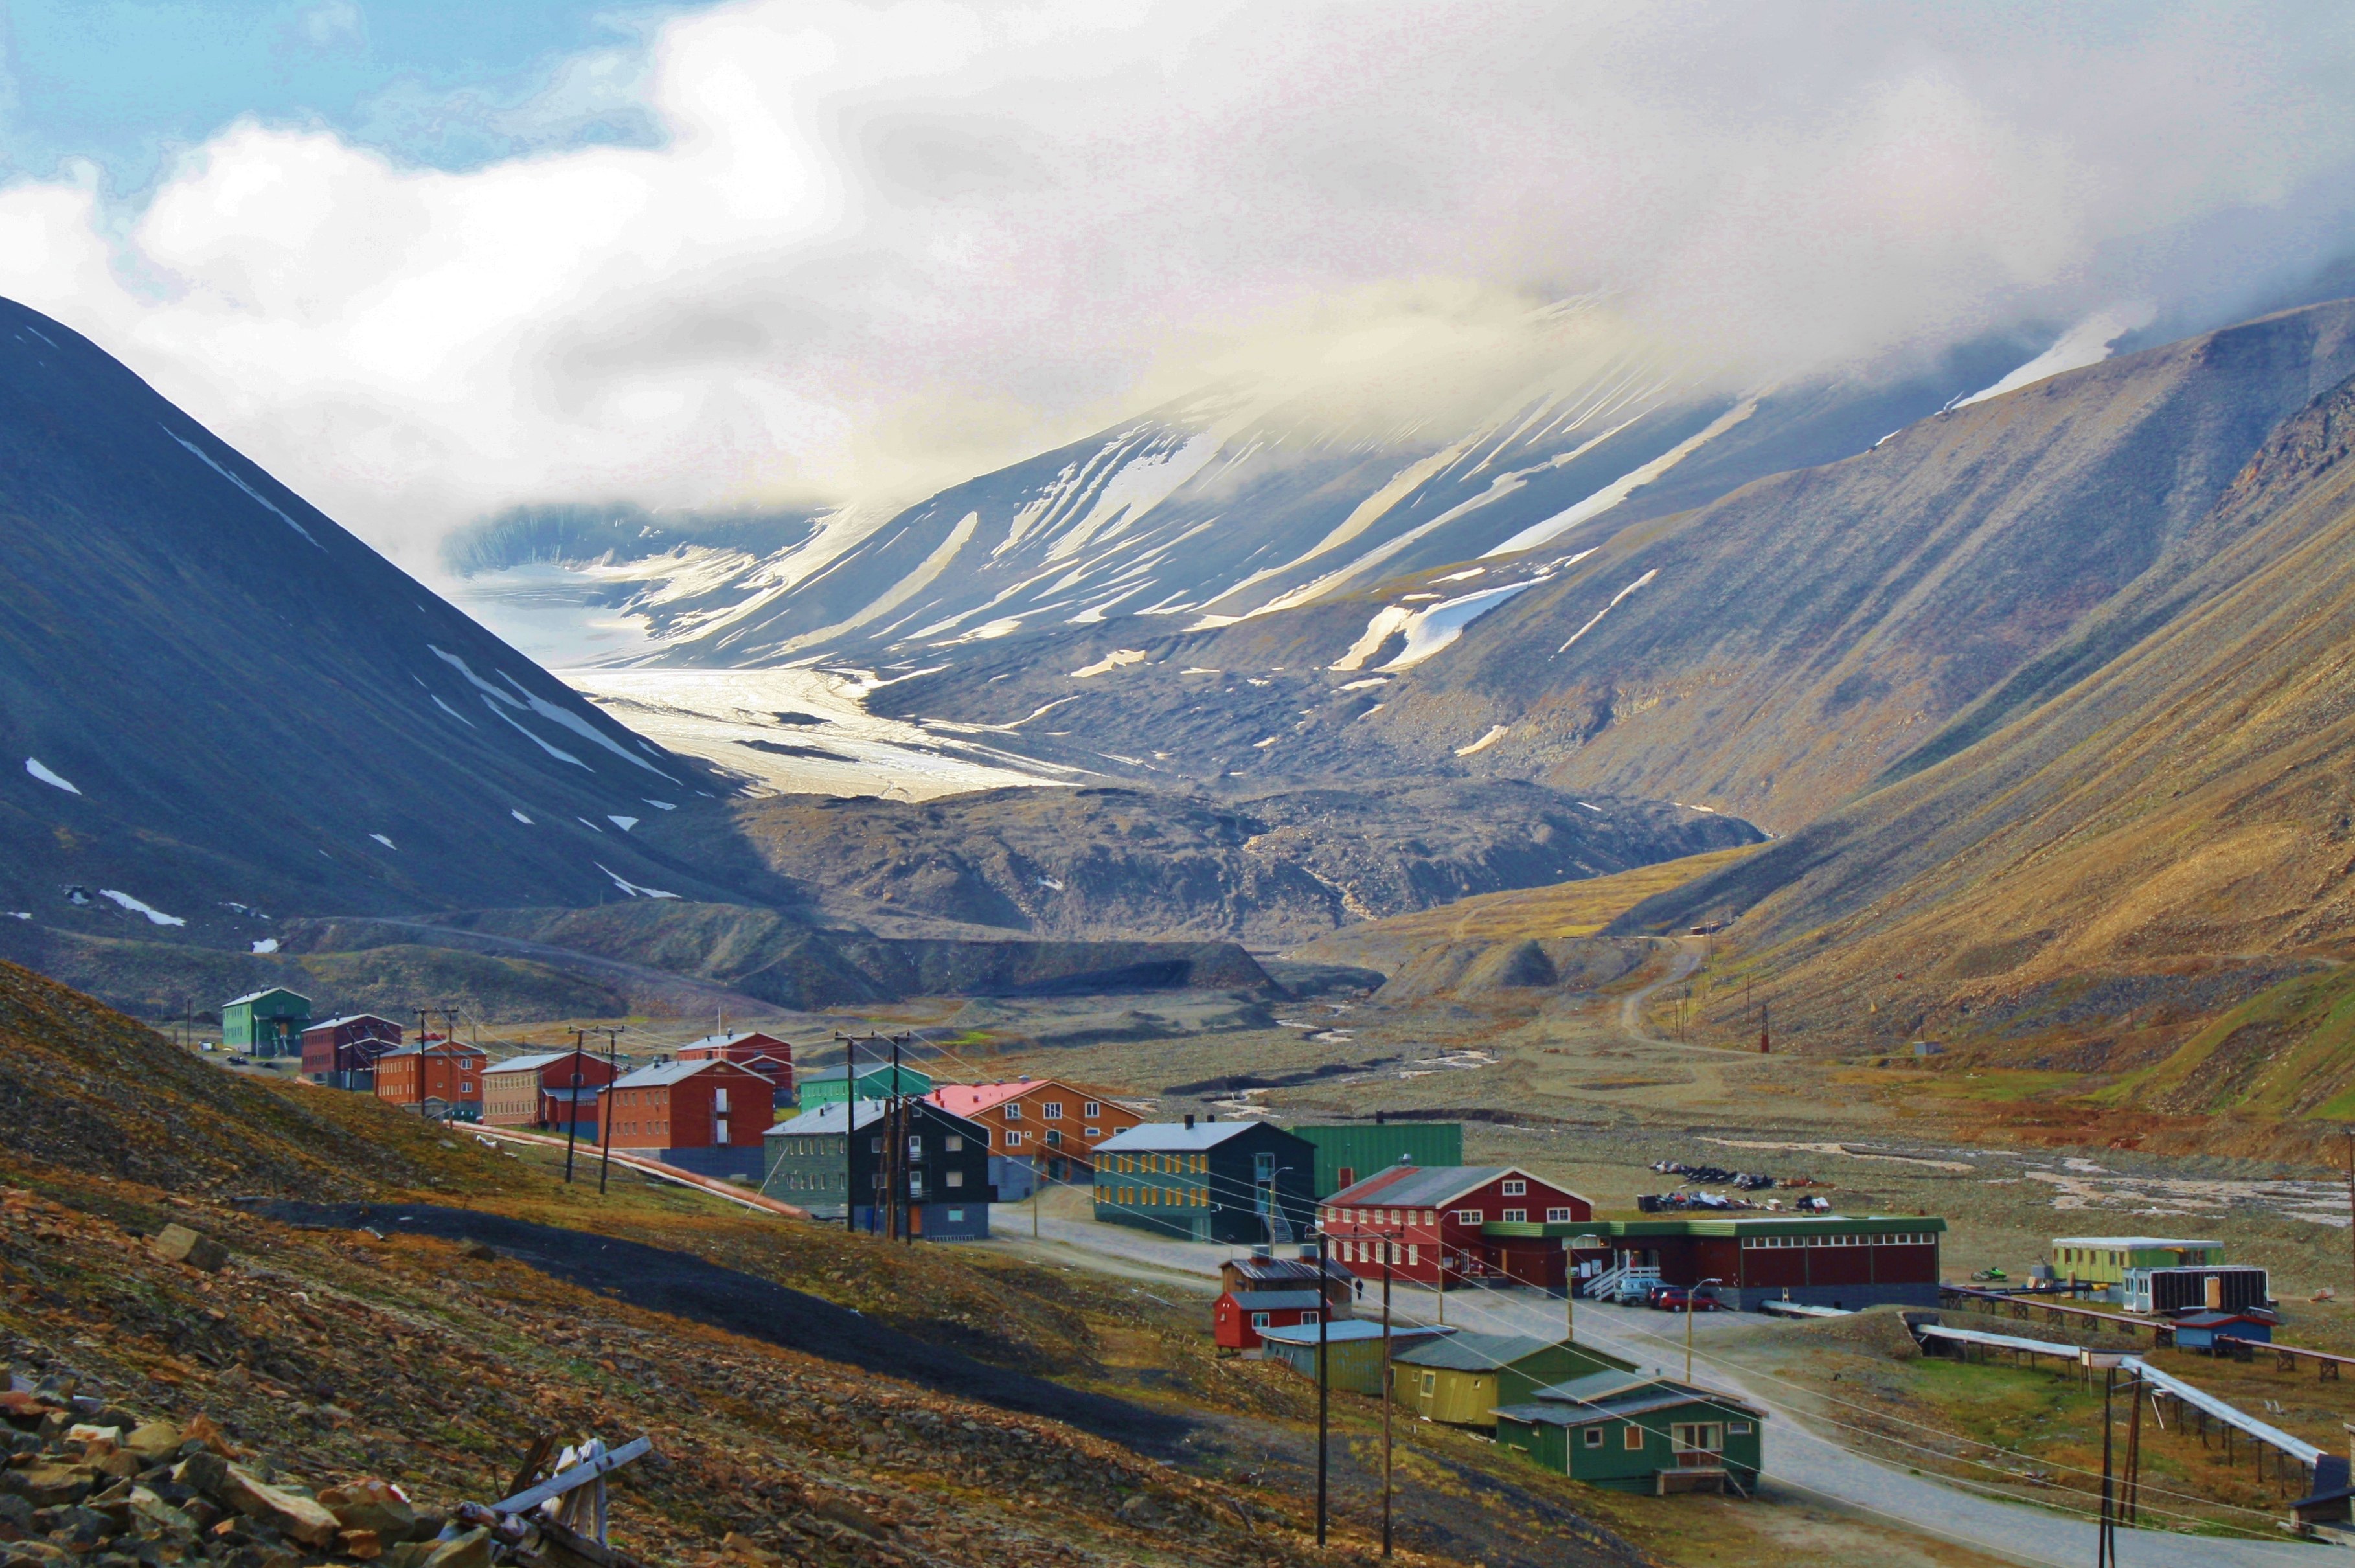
left=299, top=1013, right=402, bottom=1087
left=1496, top=1372, right=1765, bottom=1495
left=482, top=1049, right=618, bottom=1133
left=1257, top=1321, right=1457, bottom=1395
left=762, top=1098, right=993, bottom=1239
left=222, top=987, right=311, bottom=1058
left=601, top=1058, right=775, bottom=1179
left=373, top=1041, right=486, bottom=1117
left=929, top=1076, right=1146, bottom=1187
left=1387, top=1334, right=1625, bottom=1427
left=1093, top=1117, right=1316, bottom=1245
left=1321, top=1164, right=1592, bottom=1291
left=1572, top=1214, right=1946, bottom=1311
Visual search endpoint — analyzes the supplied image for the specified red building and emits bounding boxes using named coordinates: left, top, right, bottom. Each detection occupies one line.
left=1573, top=1215, right=1946, bottom=1311
left=600, top=1058, right=773, bottom=1179
left=300, top=1014, right=403, bottom=1085
left=373, top=1041, right=487, bottom=1116
left=1213, top=1248, right=1354, bottom=1350
left=1320, top=1165, right=1593, bottom=1291
left=481, top=1049, right=618, bottom=1132
left=676, top=1030, right=795, bottom=1108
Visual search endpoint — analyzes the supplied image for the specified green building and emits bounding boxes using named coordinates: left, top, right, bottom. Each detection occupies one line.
left=798, top=1065, right=933, bottom=1109
left=1388, top=1334, right=1630, bottom=1427
left=1496, top=1372, right=1765, bottom=1495
left=222, top=988, right=310, bottom=1057
left=2051, top=1235, right=2221, bottom=1286
left=1284, top=1122, right=1462, bottom=1198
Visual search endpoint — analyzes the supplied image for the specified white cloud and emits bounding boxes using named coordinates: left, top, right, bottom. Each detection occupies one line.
left=3, top=1, right=2355, bottom=571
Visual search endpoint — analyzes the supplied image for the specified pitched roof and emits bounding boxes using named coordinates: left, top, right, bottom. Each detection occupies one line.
left=1500, top=1377, right=1763, bottom=1427
left=678, top=1030, right=791, bottom=1054
left=2053, top=1236, right=2222, bottom=1249
left=611, top=1057, right=775, bottom=1088
left=376, top=1041, right=482, bottom=1058
left=1227, top=1256, right=1346, bottom=1287
left=766, top=1098, right=987, bottom=1138
left=1096, top=1120, right=1280, bottom=1152
left=1223, top=1290, right=1325, bottom=1312
left=223, top=988, right=309, bottom=1009
left=1389, top=1332, right=1560, bottom=1371
left=484, top=1051, right=592, bottom=1075
left=305, top=1014, right=400, bottom=1033
left=1259, top=1321, right=1456, bottom=1348
left=1530, top=1370, right=1661, bottom=1406
left=1329, top=1165, right=1555, bottom=1209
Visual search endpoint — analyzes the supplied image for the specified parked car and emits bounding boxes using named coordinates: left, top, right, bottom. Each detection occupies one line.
left=1653, top=1286, right=1723, bottom=1313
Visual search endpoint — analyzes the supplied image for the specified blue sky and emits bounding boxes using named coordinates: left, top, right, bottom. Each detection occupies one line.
left=0, top=0, right=704, bottom=190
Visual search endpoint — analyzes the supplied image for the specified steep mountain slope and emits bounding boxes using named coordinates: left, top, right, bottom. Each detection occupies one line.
left=1607, top=363, right=2355, bottom=1106
left=876, top=299, right=2355, bottom=832
left=0, top=299, right=779, bottom=947
left=442, top=323, right=2041, bottom=668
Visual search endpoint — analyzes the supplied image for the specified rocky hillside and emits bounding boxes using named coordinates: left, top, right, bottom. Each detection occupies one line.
left=0, top=300, right=775, bottom=949
left=1611, top=361, right=2355, bottom=1108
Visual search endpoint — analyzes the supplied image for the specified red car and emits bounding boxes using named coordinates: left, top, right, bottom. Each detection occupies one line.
left=1652, top=1286, right=1723, bottom=1312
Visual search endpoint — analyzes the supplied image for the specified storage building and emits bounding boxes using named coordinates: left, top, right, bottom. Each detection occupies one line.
left=1389, top=1334, right=1628, bottom=1427
left=1258, top=1321, right=1457, bottom=1394
left=601, top=1058, right=775, bottom=1179
left=222, top=988, right=311, bottom=1058
left=1092, top=1118, right=1316, bottom=1245
left=299, top=1014, right=402, bottom=1087
left=1569, top=1214, right=1945, bottom=1311
left=1496, top=1372, right=1766, bottom=1495
left=2121, top=1264, right=2270, bottom=1316
left=761, top=1098, right=992, bottom=1238
left=2050, top=1236, right=2221, bottom=1287
left=1285, top=1122, right=1462, bottom=1197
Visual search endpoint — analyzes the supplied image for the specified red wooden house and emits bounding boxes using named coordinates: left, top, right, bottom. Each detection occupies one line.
left=300, top=1014, right=403, bottom=1085
left=600, top=1058, right=773, bottom=1179
left=1320, top=1165, right=1593, bottom=1291
left=373, top=1041, right=487, bottom=1117
left=676, top=1030, right=795, bottom=1108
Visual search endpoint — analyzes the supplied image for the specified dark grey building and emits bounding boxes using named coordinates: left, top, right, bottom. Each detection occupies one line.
left=763, top=1098, right=994, bottom=1240
left=1093, top=1117, right=1316, bottom=1245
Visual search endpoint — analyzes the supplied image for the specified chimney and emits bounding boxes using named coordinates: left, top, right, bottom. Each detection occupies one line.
left=1397, top=1152, right=1414, bottom=1166
left=1252, top=1244, right=1271, bottom=1259
left=1184, top=1113, right=1196, bottom=1130
left=1374, top=1110, right=1387, bottom=1125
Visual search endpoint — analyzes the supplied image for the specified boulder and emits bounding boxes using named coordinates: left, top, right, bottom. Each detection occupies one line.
left=337, top=1529, right=383, bottom=1560
left=319, top=1482, right=416, bottom=1542
left=217, top=1468, right=341, bottom=1547
left=120, top=1423, right=182, bottom=1467
left=149, top=1226, right=227, bottom=1273
left=1, top=1465, right=93, bottom=1508
left=420, top=1527, right=492, bottom=1568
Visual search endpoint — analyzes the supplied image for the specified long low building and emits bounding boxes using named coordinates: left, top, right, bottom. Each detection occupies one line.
left=1542, top=1214, right=1947, bottom=1311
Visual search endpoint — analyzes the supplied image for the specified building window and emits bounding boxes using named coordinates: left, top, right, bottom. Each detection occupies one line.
left=946, top=1209, right=964, bottom=1222
left=1304, top=1310, right=1319, bottom=1324
left=1502, top=1209, right=1527, bottom=1223
left=1420, top=1372, right=1436, bottom=1395
left=1006, top=1131, right=1023, bottom=1146
left=1547, top=1207, right=1573, bottom=1223
left=1252, top=1312, right=1271, bottom=1329
left=1003, top=1103, right=1022, bottom=1120
left=1582, top=1427, right=1604, bottom=1449
left=944, top=1135, right=963, bottom=1152
left=1728, top=1422, right=1753, bottom=1435
left=1623, top=1425, right=1645, bottom=1452
left=1502, top=1179, right=1527, bottom=1196
left=1457, top=1209, right=1482, bottom=1225
left=1084, top=1126, right=1101, bottom=1139
left=1083, top=1101, right=1101, bottom=1117
left=1042, top=1102, right=1064, bottom=1119
left=946, top=1170, right=964, bottom=1188
left=1407, top=1245, right=1418, bottom=1266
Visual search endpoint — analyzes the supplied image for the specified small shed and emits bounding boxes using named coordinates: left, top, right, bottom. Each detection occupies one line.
left=1496, top=1372, right=1765, bottom=1495
left=1258, top=1321, right=1457, bottom=1394
left=1388, top=1334, right=1630, bottom=1427
left=1214, top=1290, right=1326, bottom=1352
left=222, top=988, right=311, bottom=1057
left=2171, top=1310, right=2275, bottom=1352
left=2122, top=1264, right=2270, bottom=1315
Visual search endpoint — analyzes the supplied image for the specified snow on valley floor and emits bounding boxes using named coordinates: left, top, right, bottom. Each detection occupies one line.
left=558, top=666, right=1073, bottom=802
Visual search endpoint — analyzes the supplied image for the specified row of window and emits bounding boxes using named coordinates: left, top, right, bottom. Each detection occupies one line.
left=1567, top=1420, right=1750, bottom=1453
left=1000, top=1100, right=1102, bottom=1120
left=1739, top=1233, right=1937, bottom=1249
left=1321, top=1205, right=1578, bottom=1229
left=1104, top=1152, right=1206, bottom=1174
left=769, top=1170, right=968, bottom=1191
left=1098, top=1185, right=1209, bottom=1208
left=771, top=1133, right=968, bottom=1157
left=1339, top=1238, right=1420, bottom=1266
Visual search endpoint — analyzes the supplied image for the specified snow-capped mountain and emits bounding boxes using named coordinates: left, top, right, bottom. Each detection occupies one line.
left=444, top=318, right=2048, bottom=671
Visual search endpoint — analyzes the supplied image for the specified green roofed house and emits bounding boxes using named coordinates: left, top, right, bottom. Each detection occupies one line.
left=1496, top=1372, right=1766, bottom=1495
left=798, top=1065, right=933, bottom=1110
left=1284, top=1121, right=1462, bottom=1198
left=222, top=988, right=310, bottom=1058
left=1389, top=1333, right=1632, bottom=1427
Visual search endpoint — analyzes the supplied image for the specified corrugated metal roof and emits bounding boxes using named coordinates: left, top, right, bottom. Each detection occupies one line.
left=305, top=1014, right=399, bottom=1033
left=484, top=1051, right=580, bottom=1075
left=2053, top=1235, right=2220, bottom=1249
left=1097, top=1120, right=1274, bottom=1152
left=1329, top=1166, right=1523, bottom=1209
left=223, top=988, right=309, bottom=1009
left=612, top=1058, right=756, bottom=1087
left=768, top=1100, right=891, bottom=1136
left=1497, top=1384, right=1762, bottom=1428
left=1531, top=1370, right=1660, bottom=1405
left=1390, top=1332, right=1557, bottom=1370
left=1260, top=1321, right=1455, bottom=1347
left=1225, top=1290, right=1325, bottom=1312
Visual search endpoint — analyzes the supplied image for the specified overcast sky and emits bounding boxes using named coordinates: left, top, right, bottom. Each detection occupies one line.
left=5, top=1, right=2355, bottom=568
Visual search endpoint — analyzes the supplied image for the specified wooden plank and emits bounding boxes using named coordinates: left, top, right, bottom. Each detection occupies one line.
left=492, top=1437, right=652, bottom=1515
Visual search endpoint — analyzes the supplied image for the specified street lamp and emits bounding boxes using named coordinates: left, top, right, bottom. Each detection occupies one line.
left=2083, top=1349, right=2127, bottom=1568
left=1683, top=1278, right=1723, bottom=1382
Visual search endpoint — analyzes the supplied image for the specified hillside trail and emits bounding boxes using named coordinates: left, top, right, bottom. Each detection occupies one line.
left=359, top=916, right=801, bottom=1021
left=1617, top=935, right=1708, bottom=1047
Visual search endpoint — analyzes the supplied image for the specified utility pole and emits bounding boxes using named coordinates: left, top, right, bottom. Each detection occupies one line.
left=1381, top=1229, right=1395, bottom=1559
left=563, top=1027, right=588, bottom=1183
left=2345, top=1130, right=2353, bottom=1287
left=1758, top=1000, right=1770, bottom=1055
left=1315, top=1231, right=1330, bottom=1549
left=832, top=1032, right=858, bottom=1232
left=2088, top=1350, right=2122, bottom=1568
left=595, top=1026, right=624, bottom=1196
left=889, top=1033, right=913, bottom=1245
left=2122, top=1372, right=2144, bottom=1526
left=1684, top=1278, right=1721, bottom=1382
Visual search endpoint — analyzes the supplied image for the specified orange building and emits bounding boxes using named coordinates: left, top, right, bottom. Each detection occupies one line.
left=373, top=1041, right=487, bottom=1117
left=599, top=1058, right=773, bottom=1179
left=925, top=1076, right=1145, bottom=1185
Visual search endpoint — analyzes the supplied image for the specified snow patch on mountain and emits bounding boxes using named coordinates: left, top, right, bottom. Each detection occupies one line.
left=1485, top=400, right=1758, bottom=557
left=1556, top=568, right=1659, bottom=653
left=1954, top=305, right=2155, bottom=408
left=98, top=888, right=183, bottom=926
left=25, top=758, right=79, bottom=795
